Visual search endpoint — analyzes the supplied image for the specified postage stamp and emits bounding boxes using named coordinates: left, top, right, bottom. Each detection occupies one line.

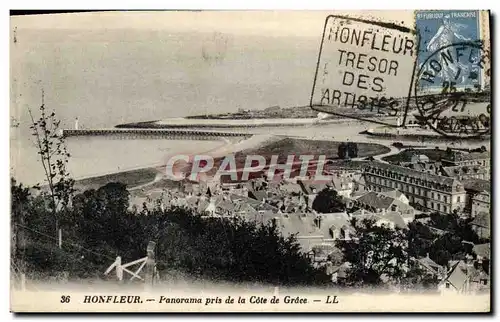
left=310, top=15, right=419, bottom=127
left=415, top=10, right=483, bottom=92
left=412, top=10, right=491, bottom=139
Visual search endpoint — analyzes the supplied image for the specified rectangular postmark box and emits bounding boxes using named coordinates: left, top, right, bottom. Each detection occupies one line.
left=310, top=15, right=419, bottom=127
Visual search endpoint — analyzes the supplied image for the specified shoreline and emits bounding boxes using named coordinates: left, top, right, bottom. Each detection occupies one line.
left=72, top=135, right=390, bottom=192
left=363, top=127, right=491, bottom=142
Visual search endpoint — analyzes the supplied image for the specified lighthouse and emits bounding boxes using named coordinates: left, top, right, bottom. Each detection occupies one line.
left=74, top=117, right=79, bottom=130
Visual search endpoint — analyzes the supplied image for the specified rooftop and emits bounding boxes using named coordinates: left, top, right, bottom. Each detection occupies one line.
left=444, top=261, right=470, bottom=290
left=411, top=154, right=430, bottom=163
left=356, top=191, right=394, bottom=210
left=298, top=180, right=329, bottom=195
left=463, top=178, right=491, bottom=192
left=442, top=165, right=489, bottom=178
left=317, top=212, right=352, bottom=236
left=381, top=189, right=405, bottom=200
left=472, top=243, right=491, bottom=259
left=353, top=211, right=407, bottom=229
left=470, top=211, right=490, bottom=229
left=364, top=161, right=460, bottom=187
left=443, top=151, right=490, bottom=162
left=277, top=213, right=321, bottom=237
left=416, top=255, right=442, bottom=275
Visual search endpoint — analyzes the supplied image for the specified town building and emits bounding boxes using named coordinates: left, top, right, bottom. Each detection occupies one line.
left=297, top=180, right=329, bottom=209
left=471, top=189, right=490, bottom=217
left=441, top=165, right=489, bottom=181
left=440, top=151, right=490, bottom=179
left=379, top=189, right=410, bottom=205
left=350, top=208, right=409, bottom=229
left=330, top=175, right=355, bottom=198
left=412, top=254, right=445, bottom=280
left=438, top=258, right=490, bottom=295
left=441, top=151, right=490, bottom=169
left=242, top=211, right=353, bottom=256
left=351, top=175, right=370, bottom=197
left=462, top=179, right=491, bottom=217
left=470, top=211, right=490, bottom=240
left=353, top=191, right=415, bottom=223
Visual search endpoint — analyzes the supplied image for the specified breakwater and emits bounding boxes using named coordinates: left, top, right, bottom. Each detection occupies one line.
left=60, top=129, right=252, bottom=140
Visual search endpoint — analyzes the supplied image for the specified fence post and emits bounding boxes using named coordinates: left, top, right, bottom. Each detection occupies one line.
left=58, top=228, right=62, bottom=249
left=116, top=256, right=123, bottom=283
left=145, top=241, right=156, bottom=290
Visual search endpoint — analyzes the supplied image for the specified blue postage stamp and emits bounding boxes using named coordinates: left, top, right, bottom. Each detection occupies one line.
left=415, top=10, right=482, bottom=91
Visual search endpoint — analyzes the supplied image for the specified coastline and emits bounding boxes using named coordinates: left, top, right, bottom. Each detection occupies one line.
left=66, top=114, right=488, bottom=191
left=364, top=127, right=491, bottom=142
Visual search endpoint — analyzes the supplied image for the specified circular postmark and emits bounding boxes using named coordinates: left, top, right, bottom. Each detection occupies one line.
left=414, top=41, right=490, bottom=139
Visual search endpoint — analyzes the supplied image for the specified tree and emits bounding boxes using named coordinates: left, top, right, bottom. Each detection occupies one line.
left=429, top=211, right=482, bottom=243
left=312, top=188, right=346, bottom=213
left=11, top=179, right=32, bottom=270
left=338, top=142, right=347, bottom=159
left=400, top=261, right=439, bottom=292
left=71, top=182, right=141, bottom=261
left=407, top=221, right=437, bottom=259
left=429, top=233, right=467, bottom=266
left=97, top=182, right=130, bottom=216
left=336, top=218, right=409, bottom=287
left=347, top=142, right=358, bottom=158
left=28, top=90, right=74, bottom=247
left=417, top=211, right=483, bottom=266
left=140, top=207, right=332, bottom=286
left=392, top=142, right=404, bottom=149
left=429, top=211, right=456, bottom=231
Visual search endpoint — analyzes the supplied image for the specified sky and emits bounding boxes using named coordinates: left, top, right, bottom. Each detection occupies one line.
left=11, top=11, right=416, bottom=37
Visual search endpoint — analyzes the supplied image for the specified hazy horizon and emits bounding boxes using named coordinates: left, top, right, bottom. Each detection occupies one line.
left=10, top=11, right=417, bottom=131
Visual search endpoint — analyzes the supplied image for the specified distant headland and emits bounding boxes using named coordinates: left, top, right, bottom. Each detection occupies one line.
left=115, top=105, right=396, bottom=129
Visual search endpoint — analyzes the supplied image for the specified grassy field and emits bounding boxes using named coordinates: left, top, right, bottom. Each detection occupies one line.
left=235, top=138, right=390, bottom=162
left=382, top=148, right=451, bottom=164
left=74, top=167, right=160, bottom=191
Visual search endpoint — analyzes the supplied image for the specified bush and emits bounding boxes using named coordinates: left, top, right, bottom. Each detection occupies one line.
left=12, top=181, right=331, bottom=286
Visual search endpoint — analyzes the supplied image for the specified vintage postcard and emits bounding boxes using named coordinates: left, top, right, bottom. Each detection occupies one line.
left=10, top=10, right=491, bottom=313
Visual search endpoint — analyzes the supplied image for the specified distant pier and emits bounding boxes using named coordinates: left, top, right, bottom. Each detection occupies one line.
left=60, top=128, right=252, bottom=140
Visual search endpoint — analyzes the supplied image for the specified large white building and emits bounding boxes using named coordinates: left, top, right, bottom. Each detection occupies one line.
left=363, top=162, right=467, bottom=214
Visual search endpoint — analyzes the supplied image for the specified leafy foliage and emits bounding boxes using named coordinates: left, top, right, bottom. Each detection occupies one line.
left=28, top=91, right=74, bottom=227
left=347, top=142, right=358, bottom=158
left=336, top=218, right=409, bottom=287
left=407, top=212, right=484, bottom=267
left=338, top=142, right=348, bottom=159
left=337, top=142, right=358, bottom=159
left=312, top=188, right=346, bottom=213
left=12, top=180, right=330, bottom=286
